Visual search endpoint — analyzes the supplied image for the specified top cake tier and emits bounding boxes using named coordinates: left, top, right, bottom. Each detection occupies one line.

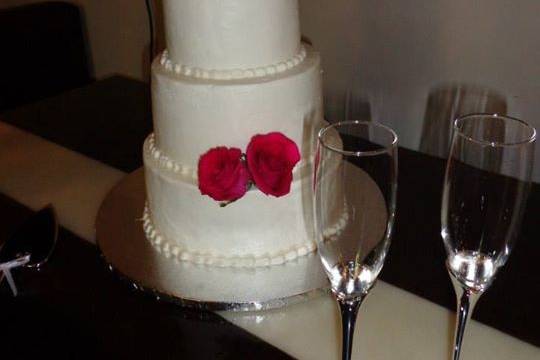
left=162, top=0, right=301, bottom=70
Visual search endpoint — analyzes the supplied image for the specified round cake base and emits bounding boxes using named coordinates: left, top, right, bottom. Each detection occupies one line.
left=96, top=168, right=328, bottom=311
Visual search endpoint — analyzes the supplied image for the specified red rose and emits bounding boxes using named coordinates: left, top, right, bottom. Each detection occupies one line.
left=198, top=147, right=251, bottom=202
left=246, top=132, right=301, bottom=197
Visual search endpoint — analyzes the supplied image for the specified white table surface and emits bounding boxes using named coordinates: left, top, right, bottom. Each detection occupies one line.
left=0, top=121, right=537, bottom=359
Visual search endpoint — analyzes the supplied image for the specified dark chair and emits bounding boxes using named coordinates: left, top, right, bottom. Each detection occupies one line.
left=0, top=1, right=93, bottom=112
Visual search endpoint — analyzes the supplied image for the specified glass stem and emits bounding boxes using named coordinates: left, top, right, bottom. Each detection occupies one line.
left=451, top=280, right=481, bottom=360
left=338, top=298, right=363, bottom=360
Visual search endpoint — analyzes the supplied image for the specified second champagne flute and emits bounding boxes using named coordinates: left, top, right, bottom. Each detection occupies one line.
left=441, top=113, right=536, bottom=360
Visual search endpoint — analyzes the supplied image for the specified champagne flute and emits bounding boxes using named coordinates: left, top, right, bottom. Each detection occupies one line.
left=314, top=121, right=398, bottom=360
left=441, top=114, right=536, bottom=360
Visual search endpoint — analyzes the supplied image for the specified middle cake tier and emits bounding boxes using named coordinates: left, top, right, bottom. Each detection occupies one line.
left=151, top=46, right=323, bottom=168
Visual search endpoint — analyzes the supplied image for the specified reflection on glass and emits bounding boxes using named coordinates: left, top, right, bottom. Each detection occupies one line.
left=421, top=84, right=507, bottom=158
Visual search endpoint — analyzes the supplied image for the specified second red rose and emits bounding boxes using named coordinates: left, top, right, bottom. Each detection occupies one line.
left=246, top=132, right=301, bottom=197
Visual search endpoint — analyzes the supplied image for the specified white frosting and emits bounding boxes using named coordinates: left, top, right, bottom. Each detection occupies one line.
left=144, top=149, right=315, bottom=263
left=143, top=145, right=348, bottom=267
left=162, top=0, right=301, bottom=70
left=152, top=46, right=323, bottom=169
left=159, top=46, right=307, bottom=80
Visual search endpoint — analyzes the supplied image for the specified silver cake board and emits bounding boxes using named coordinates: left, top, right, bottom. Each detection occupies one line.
left=96, top=168, right=329, bottom=311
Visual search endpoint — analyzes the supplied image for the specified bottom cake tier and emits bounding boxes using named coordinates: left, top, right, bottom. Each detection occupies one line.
left=96, top=168, right=330, bottom=309
left=143, top=135, right=346, bottom=268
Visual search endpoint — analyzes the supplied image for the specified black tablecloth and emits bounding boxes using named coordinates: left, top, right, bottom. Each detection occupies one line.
left=0, top=76, right=538, bottom=358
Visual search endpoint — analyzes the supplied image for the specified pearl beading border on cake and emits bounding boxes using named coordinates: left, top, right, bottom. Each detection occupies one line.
left=144, top=134, right=197, bottom=181
left=142, top=203, right=322, bottom=268
left=159, top=46, right=308, bottom=80
left=143, top=203, right=349, bottom=268
left=144, top=133, right=310, bottom=180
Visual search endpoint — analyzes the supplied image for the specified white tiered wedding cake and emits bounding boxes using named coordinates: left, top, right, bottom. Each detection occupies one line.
left=142, top=0, right=331, bottom=268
